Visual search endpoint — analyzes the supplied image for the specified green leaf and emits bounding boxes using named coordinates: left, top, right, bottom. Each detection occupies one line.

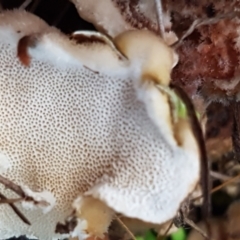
left=170, top=228, right=186, bottom=240
left=136, top=236, right=145, bottom=240
left=175, top=96, right=187, bottom=119
left=144, top=230, right=157, bottom=240
left=155, top=84, right=188, bottom=121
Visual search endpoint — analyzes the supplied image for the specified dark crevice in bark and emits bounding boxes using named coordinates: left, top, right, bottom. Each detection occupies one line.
left=231, top=100, right=240, bottom=162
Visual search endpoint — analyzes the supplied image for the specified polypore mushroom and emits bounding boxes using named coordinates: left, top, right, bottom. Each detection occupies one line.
left=0, top=10, right=200, bottom=239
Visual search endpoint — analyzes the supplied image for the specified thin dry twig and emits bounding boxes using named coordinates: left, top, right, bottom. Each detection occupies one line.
left=157, top=220, right=174, bottom=240
left=0, top=175, right=31, bottom=225
left=170, top=84, right=211, bottom=222
left=173, top=11, right=239, bottom=49
left=154, top=0, right=165, bottom=38
left=0, top=192, right=30, bottom=225
left=185, top=218, right=214, bottom=240
left=210, top=171, right=231, bottom=181
left=52, top=1, right=71, bottom=26
left=0, top=174, right=52, bottom=226
left=193, top=172, right=240, bottom=201
left=19, top=0, right=32, bottom=10
left=0, top=197, right=23, bottom=204
left=0, top=174, right=25, bottom=198
left=211, top=173, right=240, bottom=194
left=29, top=0, right=41, bottom=12
left=115, top=215, right=136, bottom=240
left=178, top=206, right=212, bottom=240
left=231, top=101, right=240, bottom=162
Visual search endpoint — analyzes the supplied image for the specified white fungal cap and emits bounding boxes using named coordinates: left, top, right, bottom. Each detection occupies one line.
left=0, top=9, right=50, bottom=45
left=0, top=10, right=200, bottom=239
left=70, top=0, right=178, bottom=45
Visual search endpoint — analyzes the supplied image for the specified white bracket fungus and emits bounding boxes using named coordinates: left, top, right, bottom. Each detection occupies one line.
left=0, top=10, right=200, bottom=240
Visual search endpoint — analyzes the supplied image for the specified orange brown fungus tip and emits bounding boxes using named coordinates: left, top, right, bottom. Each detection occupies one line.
left=172, top=18, right=240, bottom=100
left=17, top=35, right=38, bottom=66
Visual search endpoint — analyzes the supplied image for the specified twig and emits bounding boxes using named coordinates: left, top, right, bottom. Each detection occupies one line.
left=184, top=218, right=213, bottom=240
left=231, top=100, right=240, bottom=162
left=173, top=12, right=239, bottom=49
left=157, top=220, right=174, bottom=240
left=52, top=1, right=71, bottom=27
left=211, top=173, right=240, bottom=194
left=171, top=84, right=211, bottom=240
left=154, top=0, right=165, bottom=38
left=19, top=0, right=32, bottom=10
left=0, top=174, right=50, bottom=207
left=0, top=197, right=23, bottom=204
left=210, top=171, right=231, bottom=181
left=29, top=0, right=41, bottom=12
left=178, top=206, right=213, bottom=240
left=193, top=172, right=240, bottom=201
left=0, top=192, right=31, bottom=225
left=115, top=215, right=136, bottom=240
left=173, top=19, right=201, bottom=48
left=0, top=175, right=25, bottom=198
left=170, top=84, right=211, bottom=222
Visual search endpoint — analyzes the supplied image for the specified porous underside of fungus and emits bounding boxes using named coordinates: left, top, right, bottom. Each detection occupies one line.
left=0, top=10, right=200, bottom=240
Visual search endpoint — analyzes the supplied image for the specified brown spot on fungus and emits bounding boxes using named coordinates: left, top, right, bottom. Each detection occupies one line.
left=17, top=35, right=38, bottom=66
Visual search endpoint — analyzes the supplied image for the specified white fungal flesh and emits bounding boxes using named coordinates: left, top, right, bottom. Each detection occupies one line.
left=70, top=219, right=89, bottom=240
left=0, top=153, right=12, bottom=174
left=28, top=31, right=130, bottom=76
left=0, top=10, right=200, bottom=239
left=21, top=186, right=56, bottom=213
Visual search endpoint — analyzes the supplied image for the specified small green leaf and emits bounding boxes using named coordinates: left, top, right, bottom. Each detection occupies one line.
left=170, top=228, right=186, bottom=240
left=136, top=230, right=157, bottom=240
left=176, top=96, right=187, bottom=119
left=136, top=236, right=145, bottom=240
left=144, top=230, right=157, bottom=240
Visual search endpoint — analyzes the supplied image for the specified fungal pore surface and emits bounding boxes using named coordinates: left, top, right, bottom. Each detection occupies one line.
left=0, top=10, right=200, bottom=240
